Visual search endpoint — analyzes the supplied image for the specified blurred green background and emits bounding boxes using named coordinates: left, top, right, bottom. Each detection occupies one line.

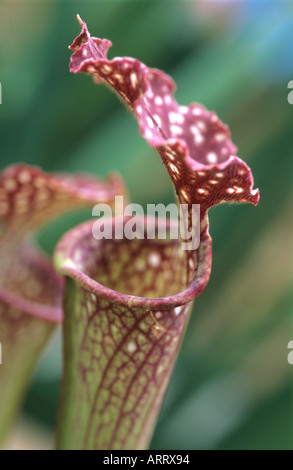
left=0, top=0, right=292, bottom=450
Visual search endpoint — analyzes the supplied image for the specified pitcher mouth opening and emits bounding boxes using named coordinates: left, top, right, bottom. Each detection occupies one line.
left=54, top=215, right=212, bottom=310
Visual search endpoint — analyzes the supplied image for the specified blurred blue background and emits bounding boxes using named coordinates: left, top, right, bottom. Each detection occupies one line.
left=0, top=0, right=292, bottom=449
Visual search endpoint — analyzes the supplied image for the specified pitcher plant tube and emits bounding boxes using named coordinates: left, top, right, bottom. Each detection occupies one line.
left=53, top=17, right=259, bottom=450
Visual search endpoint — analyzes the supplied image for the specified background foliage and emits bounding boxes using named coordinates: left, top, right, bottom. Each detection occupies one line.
left=0, top=0, right=292, bottom=449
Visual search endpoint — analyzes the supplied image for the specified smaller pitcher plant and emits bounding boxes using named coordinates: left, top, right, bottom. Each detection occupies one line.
left=0, top=164, right=125, bottom=445
left=0, top=16, right=259, bottom=450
